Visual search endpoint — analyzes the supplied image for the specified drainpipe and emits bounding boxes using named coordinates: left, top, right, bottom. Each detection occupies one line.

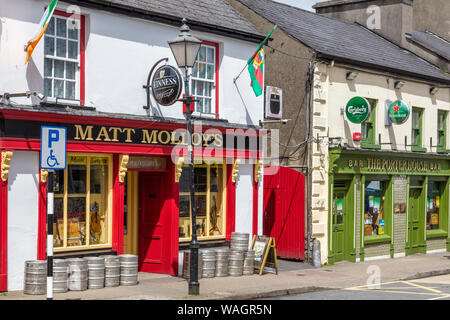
left=305, top=62, right=314, bottom=263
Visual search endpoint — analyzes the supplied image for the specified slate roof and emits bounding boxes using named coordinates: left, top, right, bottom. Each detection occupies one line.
left=237, top=0, right=450, bottom=84
left=411, top=30, right=450, bottom=61
left=69, top=0, right=265, bottom=41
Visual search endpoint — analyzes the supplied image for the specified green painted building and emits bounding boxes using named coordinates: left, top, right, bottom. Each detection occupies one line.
left=328, top=148, right=450, bottom=264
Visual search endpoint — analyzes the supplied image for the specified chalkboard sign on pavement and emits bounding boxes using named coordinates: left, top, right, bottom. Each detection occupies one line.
left=250, top=235, right=278, bottom=275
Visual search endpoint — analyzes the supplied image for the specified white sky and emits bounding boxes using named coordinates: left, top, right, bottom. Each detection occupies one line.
left=274, top=0, right=317, bottom=12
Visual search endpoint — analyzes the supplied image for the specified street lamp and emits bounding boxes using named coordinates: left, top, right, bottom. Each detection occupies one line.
left=168, top=18, right=202, bottom=296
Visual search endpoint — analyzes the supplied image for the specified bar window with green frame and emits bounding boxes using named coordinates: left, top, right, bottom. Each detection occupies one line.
left=426, top=178, right=449, bottom=238
left=361, top=98, right=380, bottom=149
left=437, top=110, right=447, bottom=153
left=411, top=107, right=426, bottom=152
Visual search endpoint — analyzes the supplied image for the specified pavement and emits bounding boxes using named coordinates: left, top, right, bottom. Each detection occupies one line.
left=1, top=252, right=450, bottom=300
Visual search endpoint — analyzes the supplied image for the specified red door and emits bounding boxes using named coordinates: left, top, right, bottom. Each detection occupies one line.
left=138, top=172, right=171, bottom=273
left=263, top=166, right=305, bottom=260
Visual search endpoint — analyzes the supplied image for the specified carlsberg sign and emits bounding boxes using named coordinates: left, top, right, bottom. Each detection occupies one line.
left=345, top=96, right=371, bottom=124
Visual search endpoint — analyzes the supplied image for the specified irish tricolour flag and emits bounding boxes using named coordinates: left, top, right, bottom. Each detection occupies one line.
left=247, top=25, right=276, bottom=97
left=25, top=0, right=59, bottom=64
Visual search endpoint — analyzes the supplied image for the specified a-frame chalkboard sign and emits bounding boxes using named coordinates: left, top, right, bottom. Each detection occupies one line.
left=250, top=235, right=278, bottom=275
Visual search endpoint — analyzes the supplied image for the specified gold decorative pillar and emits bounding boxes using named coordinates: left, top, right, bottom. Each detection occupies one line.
left=118, top=154, right=129, bottom=183
left=40, top=169, right=49, bottom=183
left=1, top=150, right=13, bottom=182
left=231, top=159, right=240, bottom=183
left=254, top=160, right=263, bottom=183
left=175, top=157, right=185, bottom=183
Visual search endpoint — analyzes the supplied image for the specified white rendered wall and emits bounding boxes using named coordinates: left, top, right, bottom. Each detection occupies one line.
left=235, top=163, right=253, bottom=247
left=0, top=0, right=263, bottom=126
left=7, top=151, right=39, bottom=291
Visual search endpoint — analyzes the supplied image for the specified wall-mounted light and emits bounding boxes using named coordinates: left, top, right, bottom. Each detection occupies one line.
left=394, top=80, right=406, bottom=89
left=346, top=71, right=358, bottom=80
left=430, top=86, right=439, bottom=95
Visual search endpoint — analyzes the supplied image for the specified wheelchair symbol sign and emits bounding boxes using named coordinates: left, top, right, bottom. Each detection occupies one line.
left=40, top=126, right=67, bottom=170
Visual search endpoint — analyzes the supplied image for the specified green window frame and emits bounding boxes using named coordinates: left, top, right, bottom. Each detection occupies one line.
left=426, top=178, right=449, bottom=239
left=411, top=107, right=426, bottom=152
left=437, top=110, right=447, bottom=153
left=362, top=176, right=392, bottom=244
left=361, top=98, right=380, bottom=149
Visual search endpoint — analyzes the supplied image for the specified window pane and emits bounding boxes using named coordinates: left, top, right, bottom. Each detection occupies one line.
left=179, top=169, right=190, bottom=193
left=44, top=79, right=52, bottom=97
left=67, top=197, right=86, bottom=247
left=44, top=58, right=53, bottom=77
left=44, top=36, right=54, bottom=55
left=427, top=182, right=441, bottom=230
left=438, top=113, right=445, bottom=130
left=46, top=17, right=55, bottom=35
left=192, top=62, right=198, bottom=78
left=68, top=156, right=87, bottom=194
left=209, top=166, right=224, bottom=236
left=207, top=47, right=214, bottom=64
left=54, top=80, right=64, bottom=98
left=199, top=46, right=206, bottom=62
left=204, top=98, right=211, bottom=114
left=54, top=60, right=64, bottom=78
left=412, top=110, right=419, bottom=128
left=179, top=195, right=190, bottom=238
left=204, top=82, right=212, bottom=98
left=68, top=41, right=78, bottom=59
left=194, top=167, right=207, bottom=192
left=66, top=61, right=76, bottom=80
left=68, top=19, right=79, bottom=40
left=53, top=170, right=65, bottom=194
left=364, top=181, right=385, bottom=236
left=66, top=81, right=75, bottom=100
left=53, top=197, right=64, bottom=248
left=56, top=38, right=66, bottom=58
left=196, top=98, right=203, bottom=113
left=90, top=157, right=109, bottom=245
left=196, top=81, right=204, bottom=96
left=56, top=18, right=67, bottom=37
left=207, top=64, right=214, bottom=80
left=198, top=63, right=206, bottom=79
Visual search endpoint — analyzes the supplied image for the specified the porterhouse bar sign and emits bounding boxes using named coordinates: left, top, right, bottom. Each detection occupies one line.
left=348, top=158, right=442, bottom=171
left=0, top=119, right=260, bottom=150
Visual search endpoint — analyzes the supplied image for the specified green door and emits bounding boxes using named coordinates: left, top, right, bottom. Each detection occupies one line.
left=332, top=192, right=345, bottom=261
left=407, top=188, right=423, bottom=255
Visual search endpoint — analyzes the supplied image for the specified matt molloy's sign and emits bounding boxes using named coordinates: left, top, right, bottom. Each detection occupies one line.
left=151, top=65, right=182, bottom=106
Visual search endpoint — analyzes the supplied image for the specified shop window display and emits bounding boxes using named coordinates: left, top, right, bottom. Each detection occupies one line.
left=364, top=180, right=386, bottom=236
left=427, top=182, right=441, bottom=230
left=53, top=154, right=111, bottom=249
left=179, top=164, right=225, bottom=241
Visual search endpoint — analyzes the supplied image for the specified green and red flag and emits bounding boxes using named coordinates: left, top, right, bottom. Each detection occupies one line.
left=247, top=25, right=276, bottom=97
left=25, top=0, right=59, bottom=64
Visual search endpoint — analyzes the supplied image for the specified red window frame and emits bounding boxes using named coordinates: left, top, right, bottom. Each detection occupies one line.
left=193, top=40, right=219, bottom=119
left=48, top=9, right=86, bottom=105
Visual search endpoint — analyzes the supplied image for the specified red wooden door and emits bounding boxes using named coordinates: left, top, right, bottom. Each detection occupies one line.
left=138, top=173, right=170, bottom=273
left=263, top=166, right=305, bottom=260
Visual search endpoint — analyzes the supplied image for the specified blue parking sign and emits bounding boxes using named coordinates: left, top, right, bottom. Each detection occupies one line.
left=40, top=126, right=67, bottom=170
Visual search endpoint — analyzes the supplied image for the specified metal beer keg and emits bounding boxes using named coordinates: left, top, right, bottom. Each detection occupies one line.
left=119, top=254, right=139, bottom=286
left=230, top=232, right=249, bottom=252
left=53, top=259, right=68, bottom=293
left=86, top=256, right=105, bottom=289
left=67, top=258, right=88, bottom=291
left=243, top=250, right=255, bottom=275
left=201, top=250, right=216, bottom=278
left=215, top=248, right=229, bottom=277
left=228, top=250, right=244, bottom=277
left=103, top=255, right=120, bottom=287
left=24, top=260, right=46, bottom=295
left=182, top=251, right=203, bottom=280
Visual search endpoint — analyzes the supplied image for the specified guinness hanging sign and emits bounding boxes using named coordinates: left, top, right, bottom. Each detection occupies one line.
left=151, top=65, right=182, bottom=106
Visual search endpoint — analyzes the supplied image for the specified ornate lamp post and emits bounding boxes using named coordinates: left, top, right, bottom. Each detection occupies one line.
left=168, top=18, right=202, bottom=295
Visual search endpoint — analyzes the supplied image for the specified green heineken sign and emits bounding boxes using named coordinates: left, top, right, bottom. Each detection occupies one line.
left=345, top=97, right=371, bottom=124
left=388, top=100, right=410, bottom=124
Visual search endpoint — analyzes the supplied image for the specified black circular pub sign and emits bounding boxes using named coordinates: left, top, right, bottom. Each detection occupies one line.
left=151, top=65, right=183, bottom=106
